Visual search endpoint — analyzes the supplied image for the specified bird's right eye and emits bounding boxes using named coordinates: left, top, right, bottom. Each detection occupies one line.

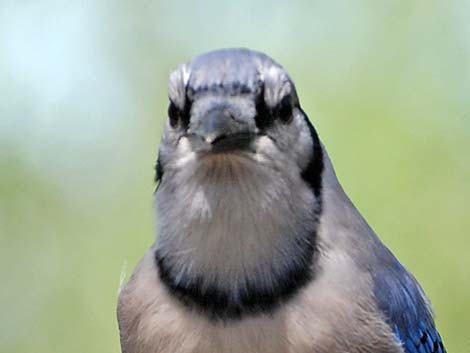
left=168, top=101, right=180, bottom=127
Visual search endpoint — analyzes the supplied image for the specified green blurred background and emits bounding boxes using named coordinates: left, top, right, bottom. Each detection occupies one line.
left=1, top=1, right=469, bottom=352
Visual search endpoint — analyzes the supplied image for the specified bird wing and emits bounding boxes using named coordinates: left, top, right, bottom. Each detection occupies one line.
left=373, top=256, right=446, bottom=353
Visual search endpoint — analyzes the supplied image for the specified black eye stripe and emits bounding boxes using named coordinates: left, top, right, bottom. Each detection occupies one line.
left=168, top=96, right=192, bottom=129
left=168, top=101, right=180, bottom=127
left=276, top=95, right=293, bottom=123
left=254, top=88, right=294, bottom=129
left=254, top=84, right=273, bottom=129
left=172, top=84, right=293, bottom=130
left=181, top=97, right=192, bottom=128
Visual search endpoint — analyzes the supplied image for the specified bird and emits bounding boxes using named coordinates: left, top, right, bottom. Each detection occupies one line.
left=117, top=48, right=446, bottom=353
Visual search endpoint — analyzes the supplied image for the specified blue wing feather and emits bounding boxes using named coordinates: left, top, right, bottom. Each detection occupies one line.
left=394, top=322, right=445, bottom=353
left=372, top=253, right=446, bottom=353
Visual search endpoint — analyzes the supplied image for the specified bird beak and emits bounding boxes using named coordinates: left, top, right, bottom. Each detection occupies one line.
left=188, top=106, right=254, bottom=151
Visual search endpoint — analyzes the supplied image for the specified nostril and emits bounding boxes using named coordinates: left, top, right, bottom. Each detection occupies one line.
left=210, top=133, right=229, bottom=145
left=222, top=108, right=233, bottom=119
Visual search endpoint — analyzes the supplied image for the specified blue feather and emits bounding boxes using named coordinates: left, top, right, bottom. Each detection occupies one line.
left=372, top=252, right=446, bottom=353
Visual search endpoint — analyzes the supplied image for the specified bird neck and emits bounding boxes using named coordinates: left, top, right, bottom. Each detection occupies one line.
left=154, top=154, right=321, bottom=320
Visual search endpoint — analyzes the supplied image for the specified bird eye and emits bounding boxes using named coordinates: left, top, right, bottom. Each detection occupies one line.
left=168, top=99, right=192, bottom=128
left=254, top=87, right=273, bottom=129
left=276, top=95, right=293, bottom=124
left=168, top=101, right=180, bottom=127
left=255, top=89, right=294, bottom=129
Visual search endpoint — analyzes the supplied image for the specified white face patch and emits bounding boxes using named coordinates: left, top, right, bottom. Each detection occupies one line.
left=169, top=64, right=190, bottom=109
left=262, top=65, right=293, bottom=109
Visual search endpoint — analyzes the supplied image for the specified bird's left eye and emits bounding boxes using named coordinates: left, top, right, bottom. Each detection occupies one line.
left=275, top=95, right=293, bottom=124
left=254, top=89, right=273, bottom=129
left=255, top=94, right=294, bottom=129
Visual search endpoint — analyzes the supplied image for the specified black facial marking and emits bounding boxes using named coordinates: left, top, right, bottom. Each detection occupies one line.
left=300, top=109, right=324, bottom=198
left=254, top=88, right=296, bottom=129
left=155, top=155, right=163, bottom=184
left=254, top=85, right=273, bottom=130
left=167, top=97, right=191, bottom=129
left=180, top=94, right=192, bottom=129
left=190, top=82, right=254, bottom=96
left=168, top=101, right=179, bottom=127
left=276, top=95, right=294, bottom=123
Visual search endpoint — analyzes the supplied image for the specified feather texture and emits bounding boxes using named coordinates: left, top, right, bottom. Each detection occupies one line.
left=118, top=48, right=446, bottom=353
left=373, top=254, right=446, bottom=353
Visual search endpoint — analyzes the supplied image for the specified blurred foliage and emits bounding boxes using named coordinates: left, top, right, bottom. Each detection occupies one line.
left=1, top=0, right=469, bottom=352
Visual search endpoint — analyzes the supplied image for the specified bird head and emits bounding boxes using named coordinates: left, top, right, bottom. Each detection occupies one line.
left=156, top=48, right=322, bottom=194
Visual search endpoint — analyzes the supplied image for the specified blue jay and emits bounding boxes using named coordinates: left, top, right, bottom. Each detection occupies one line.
left=118, top=48, right=446, bottom=353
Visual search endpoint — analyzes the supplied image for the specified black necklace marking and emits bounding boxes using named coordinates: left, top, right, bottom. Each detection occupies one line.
left=301, top=112, right=324, bottom=198
left=155, top=225, right=319, bottom=322
left=155, top=156, right=163, bottom=183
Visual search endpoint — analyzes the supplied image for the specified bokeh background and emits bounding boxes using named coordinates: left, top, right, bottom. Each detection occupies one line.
left=1, top=1, right=469, bottom=352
